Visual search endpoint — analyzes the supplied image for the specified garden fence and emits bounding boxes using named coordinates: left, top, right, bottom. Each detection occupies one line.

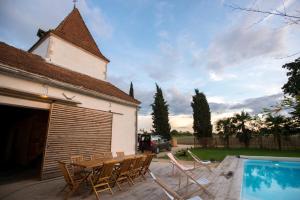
left=176, top=135, right=300, bottom=150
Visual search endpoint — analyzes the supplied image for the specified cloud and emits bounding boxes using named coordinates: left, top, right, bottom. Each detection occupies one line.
left=155, top=1, right=174, bottom=27
left=0, top=0, right=112, bottom=49
left=157, top=30, right=169, bottom=39
left=166, top=88, right=192, bottom=115
left=206, top=25, right=287, bottom=73
left=209, top=71, right=237, bottom=81
left=138, top=92, right=284, bottom=132
left=229, top=93, right=283, bottom=114
left=79, top=1, right=113, bottom=39
left=144, top=33, right=201, bottom=82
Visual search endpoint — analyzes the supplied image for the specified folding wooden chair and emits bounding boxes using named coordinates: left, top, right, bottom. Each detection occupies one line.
left=187, top=150, right=212, bottom=172
left=58, top=161, right=85, bottom=199
left=149, top=171, right=203, bottom=200
left=70, top=155, right=85, bottom=178
left=113, top=157, right=134, bottom=190
left=89, top=160, right=118, bottom=200
left=139, top=153, right=155, bottom=179
left=102, top=152, right=113, bottom=159
left=90, top=154, right=104, bottom=160
left=116, top=151, right=125, bottom=158
left=129, top=155, right=144, bottom=182
left=167, top=153, right=213, bottom=198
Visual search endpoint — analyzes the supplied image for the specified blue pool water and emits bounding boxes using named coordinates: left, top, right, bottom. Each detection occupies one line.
left=241, top=159, right=300, bottom=200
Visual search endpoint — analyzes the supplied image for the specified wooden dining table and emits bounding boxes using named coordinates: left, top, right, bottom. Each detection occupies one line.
left=71, top=154, right=144, bottom=169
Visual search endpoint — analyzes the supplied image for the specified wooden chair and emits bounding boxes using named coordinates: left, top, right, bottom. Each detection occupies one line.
left=70, top=155, right=84, bottom=178
left=58, top=161, right=85, bottom=199
left=116, top=151, right=125, bottom=158
left=89, top=160, right=118, bottom=200
left=149, top=171, right=203, bottom=200
left=90, top=154, right=104, bottom=160
left=129, top=155, right=145, bottom=182
left=70, top=155, right=84, bottom=163
left=113, top=157, right=134, bottom=190
left=140, top=153, right=155, bottom=179
left=102, top=152, right=113, bottom=159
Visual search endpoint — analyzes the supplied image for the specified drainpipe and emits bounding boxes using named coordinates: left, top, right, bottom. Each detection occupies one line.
left=135, top=106, right=140, bottom=153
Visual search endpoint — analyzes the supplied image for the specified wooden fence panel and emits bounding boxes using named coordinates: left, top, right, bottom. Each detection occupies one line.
left=178, top=135, right=300, bottom=150
left=41, top=103, right=113, bottom=179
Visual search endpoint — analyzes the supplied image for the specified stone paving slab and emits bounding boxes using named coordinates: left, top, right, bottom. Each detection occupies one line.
left=0, top=157, right=243, bottom=200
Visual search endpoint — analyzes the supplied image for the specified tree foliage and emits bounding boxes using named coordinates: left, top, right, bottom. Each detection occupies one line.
left=191, top=89, right=212, bottom=140
left=129, top=81, right=134, bottom=98
left=280, top=58, right=300, bottom=126
left=216, top=117, right=235, bottom=148
left=151, top=84, right=171, bottom=140
left=282, top=58, right=300, bottom=97
left=233, top=111, right=252, bottom=148
left=265, top=114, right=288, bottom=151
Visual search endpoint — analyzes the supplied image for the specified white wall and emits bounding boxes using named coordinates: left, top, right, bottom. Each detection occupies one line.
left=32, top=35, right=108, bottom=81
left=32, top=37, right=50, bottom=59
left=0, top=95, right=50, bottom=110
left=0, top=74, right=137, bottom=155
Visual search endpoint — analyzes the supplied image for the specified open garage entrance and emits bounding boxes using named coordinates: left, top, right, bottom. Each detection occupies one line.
left=0, top=104, right=49, bottom=182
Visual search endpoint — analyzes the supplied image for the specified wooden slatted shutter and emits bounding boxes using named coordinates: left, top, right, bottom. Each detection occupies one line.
left=41, top=103, right=112, bottom=179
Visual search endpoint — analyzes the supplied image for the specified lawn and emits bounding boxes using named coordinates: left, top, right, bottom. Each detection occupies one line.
left=175, top=148, right=300, bottom=162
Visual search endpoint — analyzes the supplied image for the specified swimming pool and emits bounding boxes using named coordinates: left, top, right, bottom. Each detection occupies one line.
left=241, top=159, right=300, bottom=200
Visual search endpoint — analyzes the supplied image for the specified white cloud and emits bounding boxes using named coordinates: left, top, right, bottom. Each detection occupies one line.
left=209, top=71, right=237, bottom=81
left=245, top=83, right=283, bottom=95
left=79, top=0, right=113, bottom=39
left=158, top=30, right=169, bottom=39
left=155, top=1, right=174, bottom=27
left=211, top=107, right=253, bottom=125
left=207, top=96, right=225, bottom=104
left=207, top=25, right=287, bottom=72
left=138, top=115, right=153, bottom=132
left=0, top=0, right=112, bottom=49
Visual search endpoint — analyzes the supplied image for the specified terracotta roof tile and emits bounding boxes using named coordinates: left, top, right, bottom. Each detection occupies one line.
left=0, top=42, right=140, bottom=105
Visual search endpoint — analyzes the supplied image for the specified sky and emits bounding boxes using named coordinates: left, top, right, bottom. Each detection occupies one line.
left=0, top=0, right=300, bottom=132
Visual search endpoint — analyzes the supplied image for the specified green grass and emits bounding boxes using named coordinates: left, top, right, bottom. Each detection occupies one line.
left=175, top=148, right=300, bottom=162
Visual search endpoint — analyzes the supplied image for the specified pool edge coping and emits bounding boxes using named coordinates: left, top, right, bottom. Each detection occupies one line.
left=240, top=155, right=300, bottom=162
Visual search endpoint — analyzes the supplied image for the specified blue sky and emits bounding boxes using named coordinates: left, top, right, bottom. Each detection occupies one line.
left=1, top=0, right=300, bottom=131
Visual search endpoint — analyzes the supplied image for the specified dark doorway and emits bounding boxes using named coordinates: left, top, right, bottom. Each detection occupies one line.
left=0, top=104, right=49, bottom=183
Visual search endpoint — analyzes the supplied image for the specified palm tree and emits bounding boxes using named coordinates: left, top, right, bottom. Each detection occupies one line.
left=216, top=117, right=235, bottom=148
left=265, top=114, right=287, bottom=150
left=233, top=111, right=252, bottom=148
left=250, top=115, right=267, bottom=149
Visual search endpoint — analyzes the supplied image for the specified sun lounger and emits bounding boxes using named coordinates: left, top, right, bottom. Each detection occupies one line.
left=149, top=171, right=203, bottom=200
left=167, top=153, right=214, bottom=198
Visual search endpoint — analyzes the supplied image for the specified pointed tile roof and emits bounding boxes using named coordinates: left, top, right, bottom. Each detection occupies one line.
left=30, top=8, right=109, bottom=62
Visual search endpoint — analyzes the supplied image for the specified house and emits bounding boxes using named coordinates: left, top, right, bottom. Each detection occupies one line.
left=0, top=7, right=140, bottom=179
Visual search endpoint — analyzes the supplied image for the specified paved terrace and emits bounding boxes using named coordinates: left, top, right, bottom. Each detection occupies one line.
left=0, top=156, right=244, bottom=200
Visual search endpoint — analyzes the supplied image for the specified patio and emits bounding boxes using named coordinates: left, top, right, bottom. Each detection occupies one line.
left=0, top=156, right=243, bottom=200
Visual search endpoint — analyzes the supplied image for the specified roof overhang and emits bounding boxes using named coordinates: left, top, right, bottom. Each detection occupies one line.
left=0, top=63, right=140, bottom=108
left=0, top=87, right=81, bottom=106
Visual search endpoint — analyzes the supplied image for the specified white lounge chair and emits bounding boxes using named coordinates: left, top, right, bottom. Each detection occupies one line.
left=187, top=150, right=212, bottom=172
left=187, top=150, right=234, bottom=179
left=167, top=153, right=214, bottom=198
left=168, top=152, right=196, bottom=176
left=149, top=171, right=203, bottom=200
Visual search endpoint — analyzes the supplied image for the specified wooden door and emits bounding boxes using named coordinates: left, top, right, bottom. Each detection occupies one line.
left=41, top=103, right=112, bottom=179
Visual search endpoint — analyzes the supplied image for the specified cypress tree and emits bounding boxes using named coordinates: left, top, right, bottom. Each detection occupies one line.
left=191, top=89, right=212, bottom=140
left=129, top=82, right=134, bottom=98
left=151, top=84, right=171, bottom=140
